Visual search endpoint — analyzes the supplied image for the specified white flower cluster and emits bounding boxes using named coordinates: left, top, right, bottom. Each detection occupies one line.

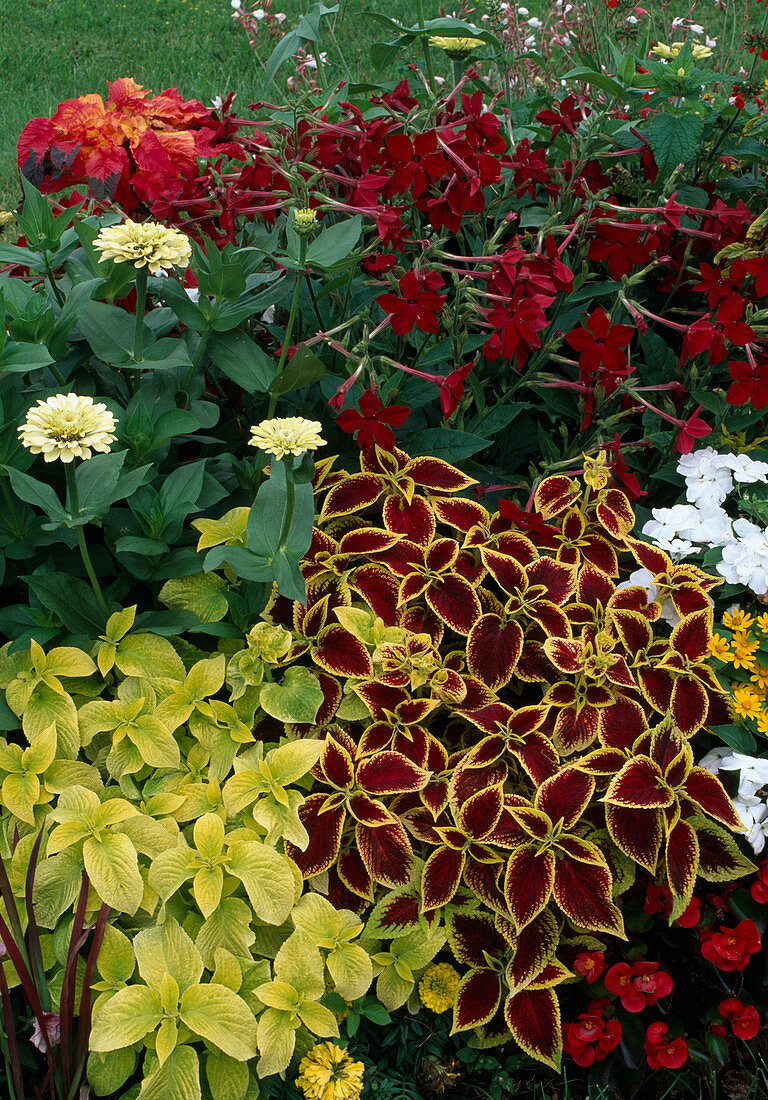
left=700, top=749, right=768, bottom=854
left=642, top=448, right=768, bottom=595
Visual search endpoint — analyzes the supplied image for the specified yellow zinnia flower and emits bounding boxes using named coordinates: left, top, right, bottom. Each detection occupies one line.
left=296, top=1042, right=365, bottom=1100
left=419, top=962, right=460, bottom=1013
left=0, top=211, right=15, bottom=229
left=93, top=219, right=192, bottom=274
left=732, top=685, right=762, bottom=720
left=248, top=416, right=326, bottom=460
left=18, top=393, right=117, bottom=464
left=293, top=208, right=319, bottom=236
left=723, top=608, right=755, bottom=631
left=709, top=634, right=733, bottom=662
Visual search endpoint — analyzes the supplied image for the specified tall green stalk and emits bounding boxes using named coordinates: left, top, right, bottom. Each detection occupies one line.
left=64, top=463, right=109, bottom=617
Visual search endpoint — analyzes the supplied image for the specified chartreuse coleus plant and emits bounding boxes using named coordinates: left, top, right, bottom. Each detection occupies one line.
left=187, top=445, right=754, bottom=1070
left=0, top=607, right=381, bottom=1099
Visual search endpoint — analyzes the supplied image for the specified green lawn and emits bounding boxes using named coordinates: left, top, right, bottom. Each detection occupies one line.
left=0, top=0, right=748, bottom=210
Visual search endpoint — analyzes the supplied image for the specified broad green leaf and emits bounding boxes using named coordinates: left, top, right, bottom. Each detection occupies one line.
left=44, top=647, right=97, bottom=678
left=646, top=112, right=704, bottom=171
left=306, top=216, right=362, bottom=269
left=87, top=1048, right=138, bottom=1098
left=207, top=329, right=277, bottom=394
left=148, top=844, right=196, bottom=903
left=226, top=841, right=295, bottom=925
left=207, top=1051, right=249, bottom=1100
left=134, top=917, right=204, bottom=993
left=375, top=963, right=413, bottom=1011
left=327, top=941, right=373, bottom=1002
left=185, top=654, right=227, bottom=701
left=97, top=924, right=136, bottom=985
left=83, top=831, right=144, bottom=914
left=2, top=772, right=40, bottom=824
left=33, top=848, right=86, bottom=927
left=297, top=1000, right=340, bottom=1037
left=180, top=983, right=259, bottom=1060
left=193, top=865, right=224, bottom=919
left=292, top=893, right=342, bottom=945
left=138, top=1045, right=201, bottom=1100
left=23, top=686, right=80, bottom=758
left=269, top=344, right=325, bottom=397
left=193, top=812, right=225, bottom=860
left=128, top=717, right=181, bottom=770
left=273, top=930, right=325, bottom=997
left=3, top=465, right=68, bottom=523
left=195, top=897, right=255, bottom=969
left=258, top=667, right=324, bottom=725
left=155, top=1017, right=179, bottom=1065
left=159, top=574, right=229, bottom=624
left=253, top=980, right=298, bottom=1012
left=267, top=739, right=324, bottom=784
left=116, top=633, right=186, bottom=683
left=24, top=721, right=57, bottom=772
left=90, top=985, right=162, bottom=1051
left=255, top=1006, right=298, bottom=1077
left=211, top=948, right=243, bottom=993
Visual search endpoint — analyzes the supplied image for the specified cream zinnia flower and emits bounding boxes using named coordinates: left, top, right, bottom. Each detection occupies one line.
left=93, top=219, right=192, bottom=274
left=248, top=416, right=326, bottom=460
left=296, top=1042, right=365, bottom=1100
left=19, top=393, right=117, bottom=463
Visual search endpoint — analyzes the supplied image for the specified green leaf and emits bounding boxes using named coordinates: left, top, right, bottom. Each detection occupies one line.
left=226, top=841, right=296, bottom=925
left=269, top=345, right=326, bottom=396
left=83, top=831, right=144, bottom=914
left=78, top=299, right=145, bottom=365
left=208, top=329, right=277, bottom=394
left=180, top=983, right=259, bottom=1060
left=138, top=1045, right=201, bottom=1100
left=258, top=666, right=324, bottom=725
left=73, top=450, right=126, bottom=517
left=255, top=1007, right=298, bottom=1077
left=406, top=429, right=491, bottom=461
left=135, top=918, right=204, bottom=993
left=646, top=112, right=704, bottom=171
left=0, top=341, right=55, bottom=372
left=160, top=573, right=229, bottom=623
left=264, top=28, right=305, bottom=86
left=90, top=985, right=162, bottom=1051
left=710, top=724, right=757, bottom=754
left=3, top=466, right=68, bottom=523
left=206, top=1051, right=249, bottom=1100
left=87, top=1048, right=138, bottom=1098
left=306, top=216, right=362, bottom=269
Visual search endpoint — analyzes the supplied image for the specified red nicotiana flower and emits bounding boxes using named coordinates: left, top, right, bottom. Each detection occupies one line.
left=685, top=295, right=756, bottom=366
left=692, top=262, right=735, bottom=308
left=482, top=297, right=547, bottom=367
left=726, top=357, right=768, bottom=409
left=376, top=269, right=447, bottom=335
left=675, top=405, right=711, bottom=455
left=606, top=434, right=646, bottom=501
left=335, top=388, right=410, bottom=451
left=645, top=1022, right=688, bottom=1070
left=701, top=920, right=761, bottom=971
left=563, top=1013, right=621, bottom=1066
left=588, top=222, right=659, bottom=279
left=719, top=998, right=761, bottom=1040
left=361, top=253, right=397, bottom=275
left=535, top=95, right=589, bottom=139
left=438, top=362, right=473, bottom=419
left=605, top=960, right=673, bottom=1012
left=573, top=951, right=606, bottom=984
left=382, top=130, right=447, bottom=199
left=565, top=308, right=635, bottom=393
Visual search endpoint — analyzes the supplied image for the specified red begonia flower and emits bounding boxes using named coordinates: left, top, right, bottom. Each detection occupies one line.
left=701, top=920, right=761, bottom=972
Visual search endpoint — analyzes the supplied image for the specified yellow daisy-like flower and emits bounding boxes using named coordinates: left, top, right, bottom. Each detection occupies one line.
left=732, top=685, right=762, bottom=720
left=18, top=393, right=117, bottom=464
left=295, top=1042, right=365, bottom=1100
left=723, top=609, right=755, bottom=631
left=419, top=962, right=460, bottom=1013
left=429, top=35, right=484, bottom=58
left=752, top=665, right=768, bottom=692
left=731, top=643, right=758, bottom=671
left=757, top=708, right=768, bottom=735
left=708, top=634, right=733, bottom=662
left=756, top=612, right=768, bottom=634
left=93, top=219, right=192, bottom=274
left=248, top=416, right=326, bottom=461
left=651, top=41, right=712, bottom=61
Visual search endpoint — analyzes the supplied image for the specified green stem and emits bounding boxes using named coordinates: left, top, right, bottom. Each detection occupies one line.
left=416, top=0, right=436, bottom=94
left=43, top=254, right=64, bottom=308
left=0, top=475, right=24, bottom=540
left=64, top=464, right=109, bottom=617
left=133, top=267, right=148, bottom=365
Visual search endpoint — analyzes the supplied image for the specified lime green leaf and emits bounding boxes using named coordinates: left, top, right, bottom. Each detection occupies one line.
left=255, top=1006, right=298, bottom=1077
left=253, top=980, right=299, bottom=1011
left=376, top=964, right=413, bottom=1011
left=33, top=849, right=85, bottom=927
left=160, top=574, right=229, bottom=623
left=23, top=721, right=57, bottom=772
left=273, top=930, right=325, bottom=997
left=134, top=918, right=204, bottom=993
left=128, top=717, right=181, bottom=769
left=116, top=633, right=186, bottom=683
left=192, top=507, right=249, bottom=551
left=180, top=983, right=259, bottom=1060
left=104, top=605, right=137, bottom=643
left=207, top=1050, right=249, bottom=1100
left=211, top=948, right=242, bottom=993
left=298, top=1000, right=340, bottom=1037
left=193, top=812, right=225, bottom=860
left=45, top=647, right=97, bottom=678
left=138, top=1045, right=201, bottom=1100
left=193, top=866, right=224, bottom=919
left=267, top=739, right=323, bottom=784
left=292, top=893, right=341, bottom=945
left=87, top=1048, right=138, bottom=1098
left=195, top=897, right=255, bottom=969
left=90, top=984, right=162, bottom=1051
left=97, top=925, right=136, bottom=985
left=226, top=841, right=295, bottom=925
left=328, top=941, right=373, bottom=1002
left=2, top=772, right=40, bottom=824
left=24, top=686, right=79, bottom=758
left=83, top=832, right=143, bottom=914
left=148, top=844, right=196, bottom=903
left=258, top=667, right=324, bottom=725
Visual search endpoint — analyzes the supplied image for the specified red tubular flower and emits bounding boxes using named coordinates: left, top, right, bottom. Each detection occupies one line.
left=563, top=1013, right=621, bottom=1066
left=685, top=296, right=756, bottom=365
left=727, top=358, right=768, bottom=409
left=535, top=95, right=588, bottom=139
left=701, top=920, right=761, bottom=972
left=376, top=270, right=447, bottom=335
left=573, top=951, right=606, bottom=984
left=564, top=308, right=635, bottom=393
left=719, top=999, right=761, bottom=1040
left=335, top=388, right=410, bottom=451
left=438, top=363, right=473, bottom=419
left=607, top=434, right=646, bottom=501
left=675, top=405, right=711, bottom=455
left=362, top=253, right=397, bottom=275
left=645, top=1023, right=688, bottom=1070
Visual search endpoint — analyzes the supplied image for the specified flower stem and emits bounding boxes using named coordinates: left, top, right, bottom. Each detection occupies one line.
left=133, top=267, right=148, bottom=364
left=64, top=463, right=109, bottom=617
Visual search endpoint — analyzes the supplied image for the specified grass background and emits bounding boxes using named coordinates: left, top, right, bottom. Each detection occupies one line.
left=0, top=0, right=750, bottom=208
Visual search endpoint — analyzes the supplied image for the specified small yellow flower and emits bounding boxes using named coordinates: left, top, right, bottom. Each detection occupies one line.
left=428, top=35, right=484, bottom=59
left=19, top=393, right=117, bottom=464
left=652, top=41, right=712, bottom=61
left=732, top=685, right=762, bottom=720
left=248, top=416, right=326, bottom=461
left=709, top=634, right=733, bottom=662
left=723, top=609, right=755, bottom=631
left=296, top=1042, right=365, bottom=1100
left=293, top=208, right=319, bottom=236
left=731, top=643, right=758, bottom=671
left=93, top=219, right=192, bottom=274
left=419, top=962, right=460, bottom=1013
left=756, top=613, right=768, bottom=634
left=757, top=708, right=768, bottom=735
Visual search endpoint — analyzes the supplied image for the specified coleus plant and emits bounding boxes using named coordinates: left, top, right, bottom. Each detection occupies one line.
left=193, top=444, right=753, bottom=1069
